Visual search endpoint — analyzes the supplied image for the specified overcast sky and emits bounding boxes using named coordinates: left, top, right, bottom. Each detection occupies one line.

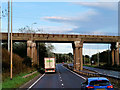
left=1, top=0, right=118, bottom=56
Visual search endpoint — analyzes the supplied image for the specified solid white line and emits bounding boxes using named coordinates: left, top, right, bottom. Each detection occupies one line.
left=62, top=65, right=86, bottom=80
left=27, top=73, right=45, bottom=89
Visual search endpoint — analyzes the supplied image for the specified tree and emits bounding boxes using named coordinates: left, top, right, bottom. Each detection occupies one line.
left=18, top=25, right=42, bottom=33
left=46, top=43, right=55, bottom=57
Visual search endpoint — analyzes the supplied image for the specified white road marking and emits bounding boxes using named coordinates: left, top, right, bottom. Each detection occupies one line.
left=62, top=65, right=86, bottom=80
left=27, top=73, right=45, bottom=89
left=61, top=84, right=64, bottom=86
left=60, top=79, right=62, bottom=81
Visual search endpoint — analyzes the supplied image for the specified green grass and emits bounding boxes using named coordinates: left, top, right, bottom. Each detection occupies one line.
left=2, top=71, right=40, bottom=88
left=83, top=64, right=97, bottom=68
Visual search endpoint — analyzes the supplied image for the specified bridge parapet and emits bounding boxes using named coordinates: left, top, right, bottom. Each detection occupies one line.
left=1, top=33, right=119, bottom=43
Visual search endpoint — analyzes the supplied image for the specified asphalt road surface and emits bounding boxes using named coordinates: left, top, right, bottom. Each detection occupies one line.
left=31, top=64, right=85, bottom=88
left=69, top=64, right=120, bottom=78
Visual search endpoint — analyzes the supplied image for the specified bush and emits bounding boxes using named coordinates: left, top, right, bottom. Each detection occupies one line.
left=2, top=48, right=33, bottom=81
left=22, top=56, right=32, bottom=67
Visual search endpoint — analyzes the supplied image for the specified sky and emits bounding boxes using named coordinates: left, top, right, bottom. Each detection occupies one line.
left=1, top=0, right=119, bottom=56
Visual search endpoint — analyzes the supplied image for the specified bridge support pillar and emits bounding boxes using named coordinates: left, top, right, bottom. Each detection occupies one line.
left=27, top=40, right=38, bottom=66
left=32, top=42, right=37, bottom=65
left=111, top=43, right=115, bottom=66
left=72, top=41, right=83, bottom=71
left=72, top=43, right=76, bottom=70
left=27, top=40, right=32, bottom=57
left=37, top=43, right=40, bottom=66
left=115, top=42, right=120, bottom=65
left=111, top=42, right=120, bottom=66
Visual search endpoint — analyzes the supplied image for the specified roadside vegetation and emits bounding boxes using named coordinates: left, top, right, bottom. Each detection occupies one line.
left=2, top=71, right=40, bottom=88
left=55, top=53, right=73, bottom=63
left=2, top=41, right=54, bottom=88
left=83, top=50, right=120, bottom=72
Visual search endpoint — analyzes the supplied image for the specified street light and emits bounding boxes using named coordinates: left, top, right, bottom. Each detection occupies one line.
left=30, top=22, right=37, bottom=40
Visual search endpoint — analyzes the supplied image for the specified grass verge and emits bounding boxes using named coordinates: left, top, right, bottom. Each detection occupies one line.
left=2, top=71, right=40, bottom=88
left=83, top=64, right=96, bottom=68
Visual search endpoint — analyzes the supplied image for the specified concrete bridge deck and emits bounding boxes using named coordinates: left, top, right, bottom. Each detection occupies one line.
left=1, top=32, right=119, bottom=43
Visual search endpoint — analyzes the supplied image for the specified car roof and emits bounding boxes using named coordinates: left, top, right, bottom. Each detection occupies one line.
left=88, top=77, right=109, bottom=82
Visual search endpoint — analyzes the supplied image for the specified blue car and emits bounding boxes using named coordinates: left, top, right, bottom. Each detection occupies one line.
left=81, top=77, right=113, bottom=90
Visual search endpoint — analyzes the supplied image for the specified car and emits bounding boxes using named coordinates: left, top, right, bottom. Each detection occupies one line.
left=81, top=77, right=113, bottom=90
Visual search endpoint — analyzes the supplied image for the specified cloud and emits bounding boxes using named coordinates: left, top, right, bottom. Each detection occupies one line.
left=43, top=9, right=98, bottom=24
left=38, top=25, right=78, bottom=34
left=42, top=5, right=117, bottom=34
left=83, top=48, right=107, bottom=56
left=74, top=2, right=118, bottom=11
left=52, top=43, right=73, bottom=54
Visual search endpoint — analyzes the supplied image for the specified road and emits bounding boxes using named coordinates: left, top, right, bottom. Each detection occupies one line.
left=31, top=64, right=85, bottom=88
left=83, top=66, right=120, bottom=78
left=69, top=64, right=120, bottom=78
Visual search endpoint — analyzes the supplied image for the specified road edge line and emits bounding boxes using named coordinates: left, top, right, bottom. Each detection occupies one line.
left=27, top=73, right=45, bottom=89
left=62, top=65, right=86, bottom=80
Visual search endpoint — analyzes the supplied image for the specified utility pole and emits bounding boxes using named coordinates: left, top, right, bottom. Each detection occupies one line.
left=8, top=0, right=10, bottom=52
left=97, top=45, right=100, bottom=67
left=10, top=0, right=13, bottom=80
left=108, top=44, right=110, bottom=65
left=0, top=6, right=1, bottom=32
left=97, top=52, right=99, bottom=66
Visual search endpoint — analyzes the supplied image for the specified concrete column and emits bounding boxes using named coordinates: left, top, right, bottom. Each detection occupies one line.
left=27, top=40, right=38, bottom=66
left=31, top=42, right=34, bottom=66
left=111, top=43, right=115, bottom=66
left=80, top=47, right=83, bottom=70
left=72, top=43, right=76, bottom=70
left=32, top=42, right=37, bottom=65
left=37, top=43, right=39, bottom=66
left=74, top=41, right=83, bottom=71
left=27, top=40, right=32, bottom=57
left=115, top=42, right=120, bottom=65
left=75, top=47, right=80, bottom=71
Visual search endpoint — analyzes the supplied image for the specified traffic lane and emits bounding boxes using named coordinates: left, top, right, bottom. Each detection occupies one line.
left=58, top=64, right=86, bottom=88
left=32, top=65, right=61, bottom=88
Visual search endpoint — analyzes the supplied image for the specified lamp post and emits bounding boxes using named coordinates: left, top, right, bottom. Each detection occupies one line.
left=30, top=22, right=37, bottom=40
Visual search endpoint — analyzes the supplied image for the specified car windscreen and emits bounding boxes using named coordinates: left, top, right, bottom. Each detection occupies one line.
left=89, top=80, right=110, bottom=86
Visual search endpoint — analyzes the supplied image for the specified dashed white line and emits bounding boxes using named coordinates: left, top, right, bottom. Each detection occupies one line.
left=62, top=65, right=86, bottom=80
left=27, top=73, right=45, bottom=89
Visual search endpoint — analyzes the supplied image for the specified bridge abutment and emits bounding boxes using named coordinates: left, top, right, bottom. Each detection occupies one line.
left=72, top=41, right=83, bottom=71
